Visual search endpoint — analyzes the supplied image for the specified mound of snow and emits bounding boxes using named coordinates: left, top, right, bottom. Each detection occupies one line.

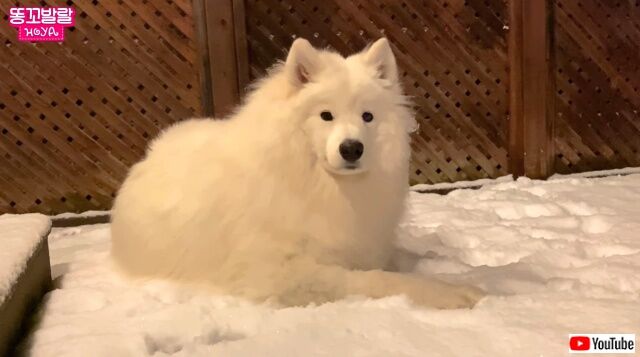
left=23, top=174, right=640, bottom=356
left=0, top=214, right=51, bottom=304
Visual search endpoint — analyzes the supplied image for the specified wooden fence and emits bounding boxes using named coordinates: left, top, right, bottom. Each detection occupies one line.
left=1, top=0, right=639, bottom=214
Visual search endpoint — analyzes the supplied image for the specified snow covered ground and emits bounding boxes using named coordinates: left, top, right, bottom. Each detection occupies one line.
left=0, top=214, right=50, bottom=304
left=21, top=173, right=640, bottom=356
left=50, top=210, right=109, bottom=220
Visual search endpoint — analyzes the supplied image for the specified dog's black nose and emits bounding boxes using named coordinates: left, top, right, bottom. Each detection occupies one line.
left=339, top=139, right=364, bottom=163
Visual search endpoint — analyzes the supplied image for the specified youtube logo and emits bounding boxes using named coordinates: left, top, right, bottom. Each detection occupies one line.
left=569, top=334, right=635, bottom=354
left=570, top=336, right=590, bottom=351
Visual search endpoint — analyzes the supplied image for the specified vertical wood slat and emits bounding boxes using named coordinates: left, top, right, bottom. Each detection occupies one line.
left=508, top=0, right=524, bottom=178
left=508, top=0, right=555, bottom=179
left=206, top=0, right=238, bottom=117
left=232, top=0, right=250, bottom=93
left=523, top=0, right=555, bottom=179
left=193, top=0, right=249, bottom=118
left=193, top=0, right=214, bottom=116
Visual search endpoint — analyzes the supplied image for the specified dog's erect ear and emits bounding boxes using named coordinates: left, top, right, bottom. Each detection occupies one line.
left=285, top=38, right=320, bottom=87
left=362, top=38, right=398, bottom=83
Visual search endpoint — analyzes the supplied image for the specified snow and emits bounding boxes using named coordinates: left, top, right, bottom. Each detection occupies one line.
left=411, top=175, right=513, bottom=192
left=22, top=174, right=640, bottom=356
left=549, top=166, right=640, bottom=179
left=50, top=210, right=110, bottom=220
left=0, top=213, right=51, bottom=304
left=410, top=166, right=640, bottom=193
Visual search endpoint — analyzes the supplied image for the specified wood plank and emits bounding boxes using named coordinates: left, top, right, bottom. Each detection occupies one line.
left=232, top=0, right=250, bottom=93
left=508, top=0, right=524, bottom=177
left=205, top=0, right=240, bottom=117
left=521, top=0, right=555, bottom=179
left=193, top=0, right=214, bottom=116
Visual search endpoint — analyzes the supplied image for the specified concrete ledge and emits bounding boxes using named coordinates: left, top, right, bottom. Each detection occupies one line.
left=0, top=226, right=52, bottom=356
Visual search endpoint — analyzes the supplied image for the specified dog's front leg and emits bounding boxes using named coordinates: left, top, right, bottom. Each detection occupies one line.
left=277, top=259, right=484, bottom=309
left=343, top=269, right=485, bottom=309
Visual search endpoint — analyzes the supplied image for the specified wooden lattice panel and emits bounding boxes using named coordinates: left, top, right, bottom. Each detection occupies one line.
left=553, top=0, right=640, bottom=173
left=246, top=0, right=511, bottom=184
left=0, top=0, right=201, bottom=213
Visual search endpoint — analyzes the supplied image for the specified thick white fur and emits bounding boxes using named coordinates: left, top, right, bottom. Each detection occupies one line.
left=110, top=38, right=483, bottom=308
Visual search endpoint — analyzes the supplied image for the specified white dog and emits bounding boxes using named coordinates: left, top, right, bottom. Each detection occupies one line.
left=110, top=38, right=483, bottom=308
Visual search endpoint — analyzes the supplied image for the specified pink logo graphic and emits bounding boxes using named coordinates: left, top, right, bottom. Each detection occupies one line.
left=8, top=7, right=75, bottom=42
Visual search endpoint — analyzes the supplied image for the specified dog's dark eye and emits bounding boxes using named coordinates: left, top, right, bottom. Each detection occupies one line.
left=320, top=111, right=333, bottom=121
left=362, top=112, right=374, bottom=122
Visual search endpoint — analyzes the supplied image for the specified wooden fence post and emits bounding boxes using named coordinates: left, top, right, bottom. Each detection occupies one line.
left=193, top=0, right=249, bottom=118
left=508, top=0, right=525, bottom=178
left=508, top=0, right=555, bottom=179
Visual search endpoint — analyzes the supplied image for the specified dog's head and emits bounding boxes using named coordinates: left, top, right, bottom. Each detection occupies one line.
left=283, top=38, right=416, bottom=176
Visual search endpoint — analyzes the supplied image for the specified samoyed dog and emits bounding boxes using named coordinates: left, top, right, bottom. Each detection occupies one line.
left=111, top=38, right=483, bottom=308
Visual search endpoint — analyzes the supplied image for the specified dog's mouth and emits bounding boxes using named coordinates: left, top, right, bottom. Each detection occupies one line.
left=322, top=161, right=368, bottom=176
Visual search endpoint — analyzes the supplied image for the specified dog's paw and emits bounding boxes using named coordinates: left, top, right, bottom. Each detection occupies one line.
left=435, top=284, right=485, bottom=309
left=405, top=280, right=486, bottom=309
